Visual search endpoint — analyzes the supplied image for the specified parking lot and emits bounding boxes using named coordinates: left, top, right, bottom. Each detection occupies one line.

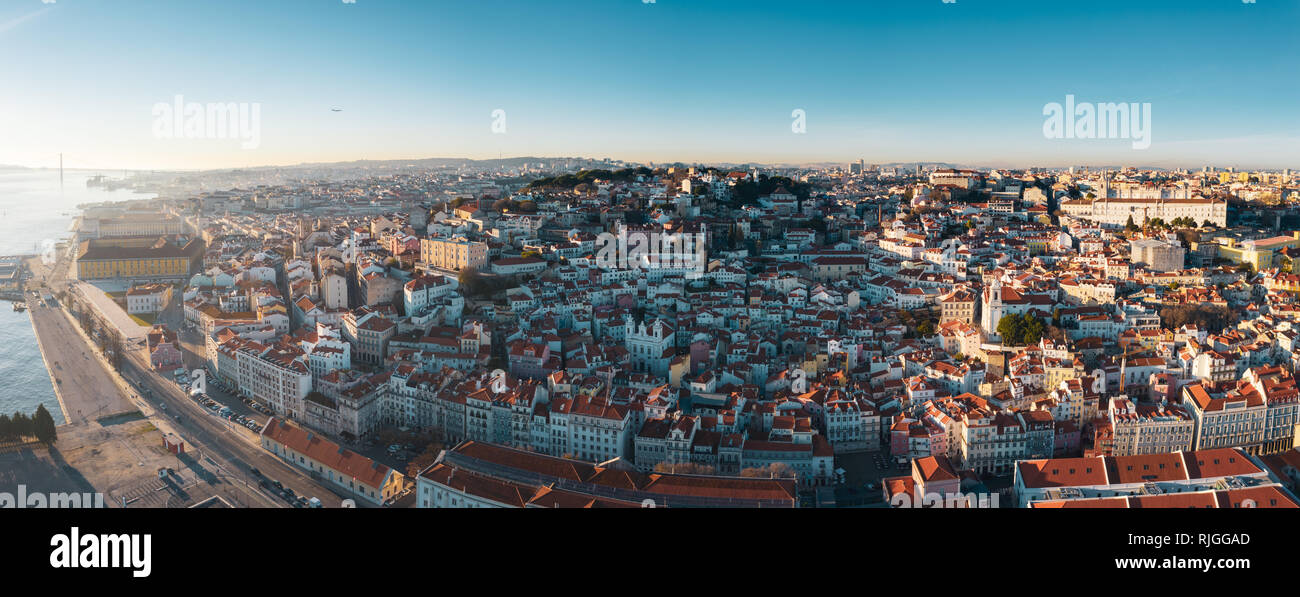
left=351, top=432, right=433, bottom=473
left=173, top=366, right=270, bottom=434
left=837, top=449, right=904, bottom=490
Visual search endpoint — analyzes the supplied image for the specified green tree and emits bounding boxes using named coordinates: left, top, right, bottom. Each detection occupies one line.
left=458, top=267, right=485, bottom=296
left=1174, top=228, right=1200, bottom=248
left=10, top=411, right=32, bottom=439
left=406, top=442, right=445, bottom=479
left=1022, top=315, right=1046, bottom=345
left=996, top=313, right=1046, bottom=345
left=805, top=217, right=828, bottom=234
left=1159, top=304, right=1234, bottom=331
left=997, top=313, right=1024, bottom=344
left=33, top=404, right=57, bottom=445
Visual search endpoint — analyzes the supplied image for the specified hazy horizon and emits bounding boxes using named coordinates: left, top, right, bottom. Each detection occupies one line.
left=4, top=155, right=1291, bottom=174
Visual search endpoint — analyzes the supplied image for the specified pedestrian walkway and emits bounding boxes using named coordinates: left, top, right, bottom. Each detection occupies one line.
left=73, top=280, right=149, bottom=342
left=28, top=300, right=136, bottom=425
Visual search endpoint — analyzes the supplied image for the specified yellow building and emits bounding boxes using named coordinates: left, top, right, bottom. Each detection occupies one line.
left=1214, top=235, right=1300, bottom=271
left=419, top=236, right=488, bottom=271
left=1025, top=236, right=1050, bottom=256
left=1045, top=363, right=1080, bottom=393
left=76, top=236, right=204, bottom=280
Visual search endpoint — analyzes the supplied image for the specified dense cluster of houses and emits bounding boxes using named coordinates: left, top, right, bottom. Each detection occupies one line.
left=150, top=162, right=1300, bottom=506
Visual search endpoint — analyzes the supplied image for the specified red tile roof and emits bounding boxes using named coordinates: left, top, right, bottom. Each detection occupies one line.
left=1016, top=457, right=1108, bottom=488
left=261, top=418, right=394, bottom=489
left=1184, top=448, right=1263, bottom=480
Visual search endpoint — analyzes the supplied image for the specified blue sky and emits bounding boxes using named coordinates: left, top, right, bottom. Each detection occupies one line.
left=2, top=0, right=1297, bottom=170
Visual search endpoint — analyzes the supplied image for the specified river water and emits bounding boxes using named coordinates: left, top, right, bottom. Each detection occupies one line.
left=0, top=169, right=155, bottom=424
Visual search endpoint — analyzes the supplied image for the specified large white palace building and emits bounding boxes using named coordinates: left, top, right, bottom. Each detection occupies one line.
left=1060, top=196, right=1227, bottom=228
left=1059, top=175, right=1228, bottom=228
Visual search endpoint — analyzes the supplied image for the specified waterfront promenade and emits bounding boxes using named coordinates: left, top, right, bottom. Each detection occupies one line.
left=27, top=294, right=136, bottom=425
left=24, top=250, right=139, bottom=424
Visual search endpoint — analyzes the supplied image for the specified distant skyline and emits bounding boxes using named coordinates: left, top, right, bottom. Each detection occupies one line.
left=4, top=157, right=1289, bottom=175
left=2, top=0, right=1298, bottom=171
